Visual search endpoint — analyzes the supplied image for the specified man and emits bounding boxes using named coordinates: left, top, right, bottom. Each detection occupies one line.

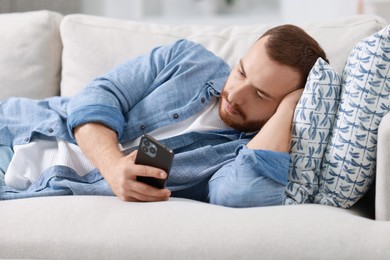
left=0, top=24, right=328, bottom=207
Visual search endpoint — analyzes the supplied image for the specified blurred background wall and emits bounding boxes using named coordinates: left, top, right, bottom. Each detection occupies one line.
left=0, top=0, right=389, bottom=25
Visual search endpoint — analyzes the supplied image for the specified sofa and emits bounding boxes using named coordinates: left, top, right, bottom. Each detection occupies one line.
left=1, top=10, right=390, bottom=259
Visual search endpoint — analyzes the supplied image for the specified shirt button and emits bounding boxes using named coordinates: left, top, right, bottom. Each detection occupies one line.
left=201, top=97, right=206, bottom=103
left=173, top=113, right=179, bottom=119
left=48, top=128, right=54, bottom=133
left=209, top=81, right=214, bottom=85
left=24, top=137, right=30, bottom=142
left=140, top=125, right=146, bottom=130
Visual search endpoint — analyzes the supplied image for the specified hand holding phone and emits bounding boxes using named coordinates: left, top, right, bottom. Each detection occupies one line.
left=135, top=134, right=174, bottom=189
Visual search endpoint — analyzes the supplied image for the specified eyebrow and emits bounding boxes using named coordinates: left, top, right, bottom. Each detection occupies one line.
left=239, top=59, right=247, bottom=77
left=239, top=59, right=273, bottom=100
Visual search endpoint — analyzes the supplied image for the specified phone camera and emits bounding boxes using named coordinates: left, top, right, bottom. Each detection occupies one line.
left=141, top=138, right=157, bottom=158
left=141, top=146, right=149, bottom=153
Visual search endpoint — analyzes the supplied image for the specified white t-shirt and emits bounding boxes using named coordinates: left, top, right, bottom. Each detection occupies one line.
left=5, top=97, right=228, bottom=190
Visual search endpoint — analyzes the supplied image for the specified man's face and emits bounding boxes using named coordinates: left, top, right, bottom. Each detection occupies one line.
left=219, top=36, right=301, bottom=132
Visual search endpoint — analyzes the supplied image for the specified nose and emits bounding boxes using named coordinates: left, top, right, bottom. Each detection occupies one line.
left=227, top=84, right=249, bottom=105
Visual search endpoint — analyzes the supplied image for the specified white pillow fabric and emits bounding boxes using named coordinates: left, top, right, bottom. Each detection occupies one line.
left=0, top=10, right=62, bottom=100
left=315, top=24, right=390, bottom=208
left=285, top=58, right=342, bottom=205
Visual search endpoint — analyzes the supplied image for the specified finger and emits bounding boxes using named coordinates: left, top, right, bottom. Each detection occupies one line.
left=126, top=190, right=171, bottom=202
left=124, top=152, right=168, bottom=180
left=119, top=178, right=171, bottom=198
left=122, top=183, right=171, bottom=202
left=131, top=180, right=171, bottom=197
left=132, top=164, right=168, bottom=180
left=128, top=150, right=138, bottom=160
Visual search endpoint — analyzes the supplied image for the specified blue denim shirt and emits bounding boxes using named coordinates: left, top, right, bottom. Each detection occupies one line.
left=0, top=40, right=290, bottom=207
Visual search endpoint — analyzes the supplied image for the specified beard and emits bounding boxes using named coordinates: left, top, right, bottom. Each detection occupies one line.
left=218, top=90, right=266, bottom=132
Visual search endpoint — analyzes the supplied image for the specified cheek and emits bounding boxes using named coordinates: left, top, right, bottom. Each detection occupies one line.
left=263, top=102, right=279, bottom=120
left=248, top=100, right=278, bottom=123
left=223, top=77, right=234, bottom=92
left=224, top=73, right=242, bottom=89
left=264, top=104, right=278, bottom=119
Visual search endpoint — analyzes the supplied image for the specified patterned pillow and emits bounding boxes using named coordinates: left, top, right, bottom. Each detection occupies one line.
left=284, top=58, right=342, bottom=205
left=314, top=24, right=390, bottom=208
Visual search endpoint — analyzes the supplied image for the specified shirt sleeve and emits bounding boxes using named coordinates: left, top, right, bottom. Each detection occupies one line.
left=238, top=145, right=290, bottom=186
left=208, top=145, right=290, bottom=207
left=66, top=39, right=199, bottom=141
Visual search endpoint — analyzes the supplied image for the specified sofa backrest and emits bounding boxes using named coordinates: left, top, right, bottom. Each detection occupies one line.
left=0, top=10, right=62, bottom=100
left=0, top=11, right=387, bottom=99
left=59, top=13, right=387, bottom=96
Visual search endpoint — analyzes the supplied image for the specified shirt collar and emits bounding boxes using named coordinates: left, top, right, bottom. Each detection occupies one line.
left=207, top=76, right=228, bottom=96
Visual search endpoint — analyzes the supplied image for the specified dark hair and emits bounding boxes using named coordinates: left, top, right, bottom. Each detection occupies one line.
left=260, top=24, right=328, bottom=88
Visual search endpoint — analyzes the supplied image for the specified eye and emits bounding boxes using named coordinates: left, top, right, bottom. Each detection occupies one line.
left=256, top=90, right=264, bottom=99
left=237, top=68, right=245, bottom=77
left=237, top=66, right=245, bottom=78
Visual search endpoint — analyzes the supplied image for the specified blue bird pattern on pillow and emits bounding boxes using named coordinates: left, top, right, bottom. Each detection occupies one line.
left=315, top=24, right=390, bottom=208
left=285, top=24, right=390, bottom=208
left=284, top=58, right=341, bottom=205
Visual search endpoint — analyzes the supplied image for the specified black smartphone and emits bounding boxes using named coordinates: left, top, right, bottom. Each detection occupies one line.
left=135, top=134, right=174, bottom=189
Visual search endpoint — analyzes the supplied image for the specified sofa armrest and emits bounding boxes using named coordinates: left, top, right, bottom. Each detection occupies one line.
left=375, top=112, right=390, bottom=220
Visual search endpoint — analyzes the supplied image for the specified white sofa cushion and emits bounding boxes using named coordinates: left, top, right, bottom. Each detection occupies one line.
left=0, top=10, right=62, bottom=100
left=60, top=14, right=387, bottom=97
left=0, top=196, right=388, bottom=259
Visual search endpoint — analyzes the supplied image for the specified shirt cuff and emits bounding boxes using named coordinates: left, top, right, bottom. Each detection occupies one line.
left=236, top=145, right=290, bottom=185
left=67, top=104, right=124, bottom=142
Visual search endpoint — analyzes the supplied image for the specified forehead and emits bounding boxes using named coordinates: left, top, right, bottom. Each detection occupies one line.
left=241, top=37, right=301, bottom=100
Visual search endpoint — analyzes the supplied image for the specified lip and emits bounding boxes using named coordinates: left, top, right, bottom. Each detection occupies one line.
left=224, top=100, right=238, bottom=115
